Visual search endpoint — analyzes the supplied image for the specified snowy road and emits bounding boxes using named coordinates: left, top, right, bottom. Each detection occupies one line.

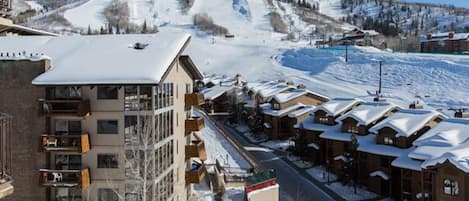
left=216, top=118, right=337, bottom=201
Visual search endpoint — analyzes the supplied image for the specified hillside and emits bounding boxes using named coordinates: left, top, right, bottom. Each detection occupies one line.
left=9, top=0, right=469, bottom=115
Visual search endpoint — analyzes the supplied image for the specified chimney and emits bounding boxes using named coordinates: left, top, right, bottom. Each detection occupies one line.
left=426, top=34, right=432, bottom=40
left=409, top=101, right=423, bottom=109
left=449, top=32, right=454, bottom=39
left=454, top=109, right=469, bottom=118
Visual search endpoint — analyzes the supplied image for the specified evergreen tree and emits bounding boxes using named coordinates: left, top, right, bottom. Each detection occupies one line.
left=116, top=23, right=120, bottom=34
left=99, top=26, right=106, bottom=34
left=142, top=20, right=148, bottom=34
left=87, top=25, right=92, bottom=35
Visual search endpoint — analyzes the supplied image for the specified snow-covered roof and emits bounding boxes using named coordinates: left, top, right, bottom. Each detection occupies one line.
left=288, top=106, right=315, bottom=118
left=337, top=102, right=399, bottom=126
left=421, top=32, right=469, bottom=42
left=262, top=103, right=309, bottom=117
left=369, top=109, right=445, bottom=138
left=408, top=119, right=469, bottom=173
left=313, top=98, right=363, bottom=117
left=0, top=18, right=57, bottom=36
left=272, top=89, right=328, bottom=104
left=297, top=116, right=336, bottom=132
left=391, top=150, right=422, bottom=171
left=369, top=170, right=390, bottom=180
left=0, top=31, right=195, bottom=85
left=202, top=85, right=233, bottom=101
left=307, top=143, right=320, bottom=150
left=334, top=155, right=349, bottom=162
left=258, top=83, right=295, bottom=99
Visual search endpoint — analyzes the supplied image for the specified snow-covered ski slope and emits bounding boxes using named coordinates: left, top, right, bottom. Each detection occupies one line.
left=62, top=0, right=469, bottom=113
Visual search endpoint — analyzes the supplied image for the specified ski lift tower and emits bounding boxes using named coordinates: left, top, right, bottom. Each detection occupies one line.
left=372, top=59, right=386, bottom=102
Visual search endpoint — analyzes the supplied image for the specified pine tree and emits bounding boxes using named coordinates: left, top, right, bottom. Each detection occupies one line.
left=142, top=20, right=148, bottom=34
left=87, top=25, right=92, bottom=35
left=99, top=26, right=105, bottom=34
left=108, top=23, right=113, bottom=34
left=116, top=23, right=120, bottom=34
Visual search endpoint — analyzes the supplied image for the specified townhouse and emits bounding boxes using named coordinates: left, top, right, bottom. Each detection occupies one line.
left=261, top=89, right=328, bottom=139
left=319, top=102, right=399, bottom=175
left=201, top=85, right=235, bottom=114
left=421, top=32, right=469, bottom=54
left=295, top=98, right=363, bottom=164
left=0, top=32, right=207, bottom=201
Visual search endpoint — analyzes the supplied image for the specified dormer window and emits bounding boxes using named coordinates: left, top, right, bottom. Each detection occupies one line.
left=444, top=179, right=459, bottom=196
left=273, top=103, right=280, bottom=110
left=384, top=136, right=394, bottom=145
left=319, top=117, right=329, bottom=124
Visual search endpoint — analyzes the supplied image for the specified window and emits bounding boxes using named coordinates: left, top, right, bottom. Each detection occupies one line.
left=98, top=120, right=118, bottom=134
left=444, top=179, right=459, bottom=196
left=98, top=154, right=118, bottom=168
left=347, top=125, right=359, bottom=134
left=98, top=189, right=118, bottom=201
left=273, top=103, right=280, bottom=110
left=384, top=136, right=394, bottom=145
left=319, top=117, right=329, bottom=124
left=98, top=86, right=118, bottom=99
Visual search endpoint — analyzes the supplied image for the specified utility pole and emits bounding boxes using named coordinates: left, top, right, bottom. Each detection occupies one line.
left=345, top=41, right=349, bottom=63
left=378, top=60, right=382, bottom=94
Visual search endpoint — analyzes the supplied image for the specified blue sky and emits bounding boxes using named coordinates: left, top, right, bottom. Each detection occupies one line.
left=400, top=0, right=469, bottom=8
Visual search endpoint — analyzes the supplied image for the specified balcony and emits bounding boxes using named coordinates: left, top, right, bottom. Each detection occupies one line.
left=0, top=175, right=13, bottom=199
left=185, top=93, right=205, bottom=108
left=39, top=99, right=91, bottom=117
left=186, top=163, right=206, bottom=184
left=41, top=134, right=90, bottom=153
left=39, top=168, right=90, bottom=189
left=185, top=116, right=205, bottom=135
left=185, top=133, right=207, bottom=161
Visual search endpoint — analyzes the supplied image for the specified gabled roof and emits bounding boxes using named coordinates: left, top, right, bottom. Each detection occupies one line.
left=262, top=103, right=310, bottom=117
left=337, top=102, right=399, bottom=126
left=0, top=31, right=196, bottom=85
left=202, top=85, right=233, bottom=101
left=313, top=98, right=363, bottom=117
left=258, top=83, right=295, bottom=99
left=369, top=109, right=445, bottom=137
left=409, top=119, right=469, bottom=173
left=272, top=89, right=328, bottom=104
left=0, top=18, right=57, bottom=36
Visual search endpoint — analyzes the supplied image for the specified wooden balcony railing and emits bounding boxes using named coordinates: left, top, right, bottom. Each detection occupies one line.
left=185, top=163, right=206, bottom=184
left=185, top=133, right=207, bottom=161
left=185, top=93, right=205, bottom=108
left=41, top=134, right=90, bottom=153
left=185, top=116, right=205, bottom=135
left=39, top=99, right=91, bottom=117
left=39, top=168, right=90, bottom=189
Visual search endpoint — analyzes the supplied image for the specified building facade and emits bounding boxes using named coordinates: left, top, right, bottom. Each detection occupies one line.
left=0, top=113, right=13, bottom=199
left=0, top=32, right=206, bottom=201
left=420, top=32, right=469, bottom=54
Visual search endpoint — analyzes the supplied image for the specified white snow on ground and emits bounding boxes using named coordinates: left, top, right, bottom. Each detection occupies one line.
left=306, top=165, right=338, bottom=183
left=64, top=0, right=111, bottom=29
left=198, top=112, right=250, bottom=169
left=25, top=1, right=44, bottom=11
left=260, top=139, right=294, bottom=151
left=318, top=0, right=345, bottom=20
left=327, top=182, right=379, bottom=201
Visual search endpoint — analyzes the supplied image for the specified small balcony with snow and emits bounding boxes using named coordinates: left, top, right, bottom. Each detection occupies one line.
left=185, top=162, right=206, bottom=184
left=39, top=168, right=90, bottom=189
left=40, top=87, right=90, bottom=117
left=185, top=133, right=207, bottom=161
left=40, top=134, right=90, bottom=153
left=185, top=92, right=205, bottom=108
left=185, top=116, right=205, bottom=135
left=0, top=114, right=13, bottom=199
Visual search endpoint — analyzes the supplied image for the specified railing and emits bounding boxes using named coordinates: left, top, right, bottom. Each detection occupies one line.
left=185, top=133, right=207, bottom=161
left=39, top=99, right=91, bottom=117
left=185, top=116, right=205, bottom=135
left=185, top=93, right=205, bottom=108
left=39, top=168, right=90, bottom=189
left=40, top=134, right=90, bottom=153
left=185, top=163, right=206, bottom=184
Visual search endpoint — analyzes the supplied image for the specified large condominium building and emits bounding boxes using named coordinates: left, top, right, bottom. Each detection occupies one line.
left=0, top=113, right=13, bottom=199
left=0, top=31, right=206, bottom=201
left=0, top=0, right=11, bottom=18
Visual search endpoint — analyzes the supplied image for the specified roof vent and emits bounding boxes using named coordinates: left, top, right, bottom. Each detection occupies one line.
left=133, top=42, right=149, bottom=50
left=409, top=101, right=424, bottom=109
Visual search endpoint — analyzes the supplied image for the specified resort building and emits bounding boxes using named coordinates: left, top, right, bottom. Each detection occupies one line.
left=261, top=89, right=328, bottom=139
left=420, top=32, right=469, bottom=54
left=0, top=32, right=206, bottom=201
left=0, top=113, right=13, bottom=199
left=0, top=0, right=11, bottom=18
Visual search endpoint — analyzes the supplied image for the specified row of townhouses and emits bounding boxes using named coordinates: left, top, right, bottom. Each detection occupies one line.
left=200, top=78, right=469, bottom=201
left=0, top=32, right=209, bottom=201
